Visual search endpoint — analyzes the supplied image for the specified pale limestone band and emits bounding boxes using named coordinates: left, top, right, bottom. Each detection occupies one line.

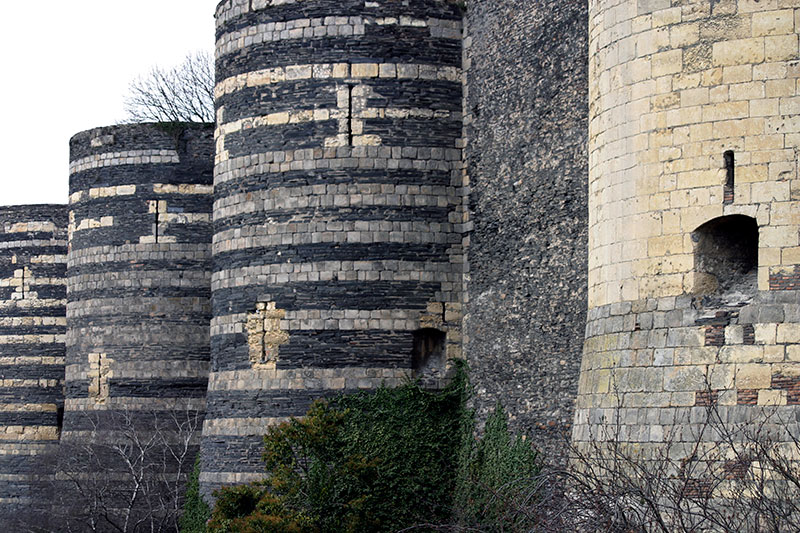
left=0, top=427, right=59, bottom=441
left=66, top=297, right=208, bottom=319
left=0, top=275, right=64, bottom=292
left=212, top=309, right=437, bottom=336
left=202, top=417, right=288, bottom=436
left=0, top=403, right=61, bottom=412
left=67, top=270, right=209, bottom=293
left=200, top=471, right=265, bottom=485
left=0, top=317, right=65, bottom=328
left=69, top=185, right=137, bottom=204
left=0, top=300, right=65, bottom=312
left=215, top=62, right=461, bottom=99
left=208, top=366, right=411, bottom=392
left=64, top=397, right=206, bottom=411
left=0, top=240, right=65, bottom=251
left=212, top=226, right=456, bottom=256
left=215, top=181, right=459, bottom=217
left=218, top=106, right=458, bottom=138
left=1, top=222, right=59, bottom=233
left=214, top=146, right=462, bottom=187
left=0, top=380, right=60, bottom=388
left=65, top=361, right=210, bottom=382
left=67, top=244, right=211, bottom=267
left=0, top=335, right=63, bottom=345
left=69, top=184, right=212, bottom=204
left=69, top=150, right=180, bottom=175
left=212, top=263, right=460, bottom=293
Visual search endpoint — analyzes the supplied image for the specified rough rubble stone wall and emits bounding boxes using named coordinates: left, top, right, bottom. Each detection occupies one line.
left=61, top=123, right=213, bottom=520
left=201, top=0, right=465, bottom=497
left=573, top=0, right=800, bottom=468
left=0, top=206, right=66, bottom=526
left=462, top=0, right=589, bottom=452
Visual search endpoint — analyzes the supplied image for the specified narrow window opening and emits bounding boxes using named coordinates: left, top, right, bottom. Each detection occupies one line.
left=692, top=215, right=758, bottom=300
left=154, top=200, right=159, bottom=243
left=723, top=150, right=735, bottom=205
left=412, top=328, right=446, bottom=376
left=56, top=405, right=64, bottom=436
left=347, top=84, right=354, bottom=146
left=20, top=267, right=25, bottom=300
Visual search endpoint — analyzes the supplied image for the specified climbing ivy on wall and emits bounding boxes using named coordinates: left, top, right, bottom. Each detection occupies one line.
left=204, top=363, right=540, bottom=532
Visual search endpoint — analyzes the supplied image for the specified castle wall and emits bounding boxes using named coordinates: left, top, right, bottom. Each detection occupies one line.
left=0, top=206, right=66, bottom=525
left=574, top=0, right=800, bottom=462
left=61, top=123, right=213, bottom=520
left=202, top=0, right=465, bottom=496
left=462, top=0, right=589, bottom=449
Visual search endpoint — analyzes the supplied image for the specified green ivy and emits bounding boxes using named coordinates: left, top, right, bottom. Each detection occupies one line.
left=208, top=364, right=541, bottom=532
left=210, top=363, right=468, bottom=532
left=453, top=403, right=540, bottom=532
left=180, top=456, right=211, bottom=533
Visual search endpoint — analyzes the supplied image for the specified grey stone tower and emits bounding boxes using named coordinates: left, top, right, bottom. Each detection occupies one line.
left=61, top=123, right=214, bottom=523
left=201, top=0, right=466, bottom=497
left=0, top=205, right=66, bottom=525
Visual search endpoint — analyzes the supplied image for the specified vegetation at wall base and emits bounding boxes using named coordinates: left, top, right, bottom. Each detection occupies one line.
left=180, top=456, right=211, bottom=533
left=453, top=403, right=540, bottom=531
left=207, top=364, right=543, bottom=532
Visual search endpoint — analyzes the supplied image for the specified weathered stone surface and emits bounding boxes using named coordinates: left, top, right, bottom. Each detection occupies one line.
left=462, top=0, right=589, bottom=454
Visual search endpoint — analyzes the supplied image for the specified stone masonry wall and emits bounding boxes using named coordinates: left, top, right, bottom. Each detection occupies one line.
left=201, top=0, right=466, bottom=498
left=0, top=206, right=66, bottom=526
left=61, top=123, right=214, bottom=522
left=462, top=0, right=589, bottom=452
left=574, top=0, right=800, bottom=471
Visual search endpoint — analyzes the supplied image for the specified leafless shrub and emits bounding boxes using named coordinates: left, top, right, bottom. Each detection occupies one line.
left=123, top=51, right=214, bottom=124
left=409, top=394, right=800, bottom=532
left=31, top=408, right=202, bottom=533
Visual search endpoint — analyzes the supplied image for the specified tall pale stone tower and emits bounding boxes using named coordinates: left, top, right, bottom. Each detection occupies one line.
left=574, top=0, right=800, bottom=461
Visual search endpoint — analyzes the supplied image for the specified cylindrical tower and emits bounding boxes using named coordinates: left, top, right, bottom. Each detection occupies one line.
left=61, top=123, right=214, bottom=523
left=0, top=206, right=66, bottom=525
left=575, top=0, right=800, bottom=469
left=202, top=0, right=465, bottom=495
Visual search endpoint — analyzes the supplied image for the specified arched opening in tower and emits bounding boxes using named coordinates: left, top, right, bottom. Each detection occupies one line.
left=692, top=215, right=758, bottom=297
left=412, top=328, right=446, bottom=377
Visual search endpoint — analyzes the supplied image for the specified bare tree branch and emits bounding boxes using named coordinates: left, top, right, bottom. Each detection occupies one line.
left=34, top=408, right=203, bottom=533
left=123, top=51, right=214, bottom=124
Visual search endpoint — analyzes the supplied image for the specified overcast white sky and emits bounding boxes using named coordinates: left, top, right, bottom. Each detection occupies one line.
left=0, top=0, right=220, bottom=205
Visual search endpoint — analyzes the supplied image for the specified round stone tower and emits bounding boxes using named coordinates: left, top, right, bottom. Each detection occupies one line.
left=61, top=123, right=213, bottom=521
left=574, top=0, right=800, bottom=469
left=202, top=0, right=465, bottom=495
left=0, top=205, right=66, bottom=524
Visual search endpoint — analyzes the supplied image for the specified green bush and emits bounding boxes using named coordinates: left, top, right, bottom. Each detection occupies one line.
left=210, top=364, right=468, bottom=532
left=208, top=365, right=541, bottom=532
left=180, top=456, right=211, bottom=533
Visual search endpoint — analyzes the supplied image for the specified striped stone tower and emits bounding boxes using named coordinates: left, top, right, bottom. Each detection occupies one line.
left=61, top=123, right=214, bottom=523
left=0, top=206, right=66, bottom=525
left=574, top=0, right=800, bottom=485
left=201, top=0, right=466, bottom=496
